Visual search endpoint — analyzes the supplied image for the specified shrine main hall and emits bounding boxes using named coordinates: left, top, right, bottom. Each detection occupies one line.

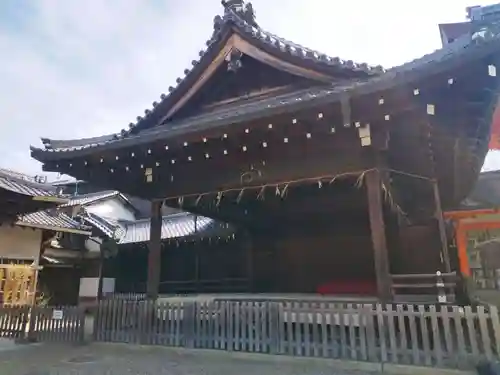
left=30, top=1, right=500, bottom=302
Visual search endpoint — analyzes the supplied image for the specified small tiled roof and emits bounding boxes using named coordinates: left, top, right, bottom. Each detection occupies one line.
left=31, top=27, right=498, bottom=159
left=118, top=212, right=232, bottom=245
left=81, top=211, right=125, bottom=239
left=0, top=168, right=62, bottom=198
left=51, top=179, right=85, bottom=186
left=61, top=190, right=129, bottom=208
left=16, top=210, right=91, bottom=234
left=454, top=170, right=500, bottom=210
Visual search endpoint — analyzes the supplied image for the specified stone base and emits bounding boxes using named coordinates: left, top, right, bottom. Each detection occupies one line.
left=477, top=361, right=500, bottom=375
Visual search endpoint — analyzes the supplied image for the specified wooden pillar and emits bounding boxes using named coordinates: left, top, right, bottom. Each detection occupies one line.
left=366, top=169, right=391, bottom=302
left=146, top=200, right=163, bottom=300
left=97, top=251, right=104, bottom=301
left=193, top=216, right=200, bottom=291
left=432, top=180, right=451, bottom=273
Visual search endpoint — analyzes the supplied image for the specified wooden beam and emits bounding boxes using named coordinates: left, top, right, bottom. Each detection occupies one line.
left=366, top=169, right=391, bottom=301
left=146, top=200, right=163, bottom=299
left=157, top=155, right=369, bottom=200
left=432, top=180, right=451, bottom=273
left=444, top=208, right=500, bottom=219
left=461, top=221, right=500, bottom=231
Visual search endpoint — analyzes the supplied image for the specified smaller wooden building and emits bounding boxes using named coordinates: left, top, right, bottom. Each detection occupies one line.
left=0, top=168, right=66, bottom=222
left=0, top=168, right=91, bottom=306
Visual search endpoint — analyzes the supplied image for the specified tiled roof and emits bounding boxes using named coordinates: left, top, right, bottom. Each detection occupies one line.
left=32, top=2, right=384, bottom=154
left=61, top=190, right=123, bottom=207
left=51, top=179, right=84, bottom=186
left=118, top=212, right=232, bottom=245
left=31, top=27, right=500, bottom=159
left=439, top=22, right=472, bottom=43
left=16, top=210, right=91, bottom=234
left=81, top=211, right=125, bottom=239
left=0, top=168, right=62, bottom=198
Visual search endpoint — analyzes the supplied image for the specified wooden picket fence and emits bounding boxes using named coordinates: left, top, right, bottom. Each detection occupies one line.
left=94, top=299, right=500, bottom=369
left=0, top=306, right=29, bottom=339
left=0, top=305, right=84, bottom=343
left=29, top=306, right=85, bottom=342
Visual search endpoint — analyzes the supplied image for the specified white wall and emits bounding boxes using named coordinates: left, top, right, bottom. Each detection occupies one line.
left=0, top=225, right=42, bottom=260
left=79, top=277, right=115, bottom=297
left=86, top=197, right=136, bottom=221
left=84, top=237, right=102, bottom=254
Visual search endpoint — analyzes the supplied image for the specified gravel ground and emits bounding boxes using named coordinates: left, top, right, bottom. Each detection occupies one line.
left=0, top=342, right=384, bottom=375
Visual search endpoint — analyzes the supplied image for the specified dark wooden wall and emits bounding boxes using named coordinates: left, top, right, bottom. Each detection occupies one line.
left=250, top=213, right=377, bottom=293
left=114, top=240, right=248, bottom=294
left=39, top=266, right=81, bottom=306
left=113, top=217, right=443, bottom=295
left=397, top=222, right=443, bottom=274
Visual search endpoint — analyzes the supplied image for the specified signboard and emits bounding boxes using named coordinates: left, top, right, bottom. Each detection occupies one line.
left=52, top=309, right=63, bottom=320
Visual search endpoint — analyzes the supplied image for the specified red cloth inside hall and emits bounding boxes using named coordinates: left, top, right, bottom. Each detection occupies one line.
left=316, top=280, right=377, bottom=295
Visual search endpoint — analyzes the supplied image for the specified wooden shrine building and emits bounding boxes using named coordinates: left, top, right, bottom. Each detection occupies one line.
left=0, top=168, right=92, bottom=306
left=30, top=1, right=500, bottom=302
left=0, top=168, right=67, bottom=223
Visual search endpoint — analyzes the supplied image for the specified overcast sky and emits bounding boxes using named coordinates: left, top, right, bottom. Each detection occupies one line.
left=2, top=0, right=500, bottom=178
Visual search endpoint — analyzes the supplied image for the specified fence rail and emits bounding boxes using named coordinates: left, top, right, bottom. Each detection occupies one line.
left=391, top=272, right=457, bottom=304
left=94, top=299, right=500, bottom=369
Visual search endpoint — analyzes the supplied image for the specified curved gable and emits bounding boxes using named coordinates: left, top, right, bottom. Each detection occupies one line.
left=122, top=2, right=383, bottom=135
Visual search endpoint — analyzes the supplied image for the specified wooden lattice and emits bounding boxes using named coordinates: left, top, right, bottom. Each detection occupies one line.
left=0, top=264, right=37, bottom=306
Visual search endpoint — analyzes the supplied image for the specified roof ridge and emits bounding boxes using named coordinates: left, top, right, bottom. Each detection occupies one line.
left=0, top=167, right=36, bottom=180
left=60, top=190, right=120, bottom=208
left=121, top=211, right=196, bottom=225
left=0, top=168, right=60, bottom=194
left=72, top=190, right=118, bottom=198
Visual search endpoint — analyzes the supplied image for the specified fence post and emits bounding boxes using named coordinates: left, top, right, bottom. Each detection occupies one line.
left=268, top=302, right=281, bottom=354
left=93, top=301, right=101, bottom=342
left=82, top=306, right=93, bottom=342
left=26, top=306, right=37, bottom=342
left=183, top=302, right=197, bottom=348
left=139, top=300, right=153, bottom=345
left=436, top=271, right=447, bottom=304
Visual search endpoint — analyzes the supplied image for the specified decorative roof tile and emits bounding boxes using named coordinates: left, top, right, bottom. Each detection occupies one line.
left=16, top=210, right=91, bottom=234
